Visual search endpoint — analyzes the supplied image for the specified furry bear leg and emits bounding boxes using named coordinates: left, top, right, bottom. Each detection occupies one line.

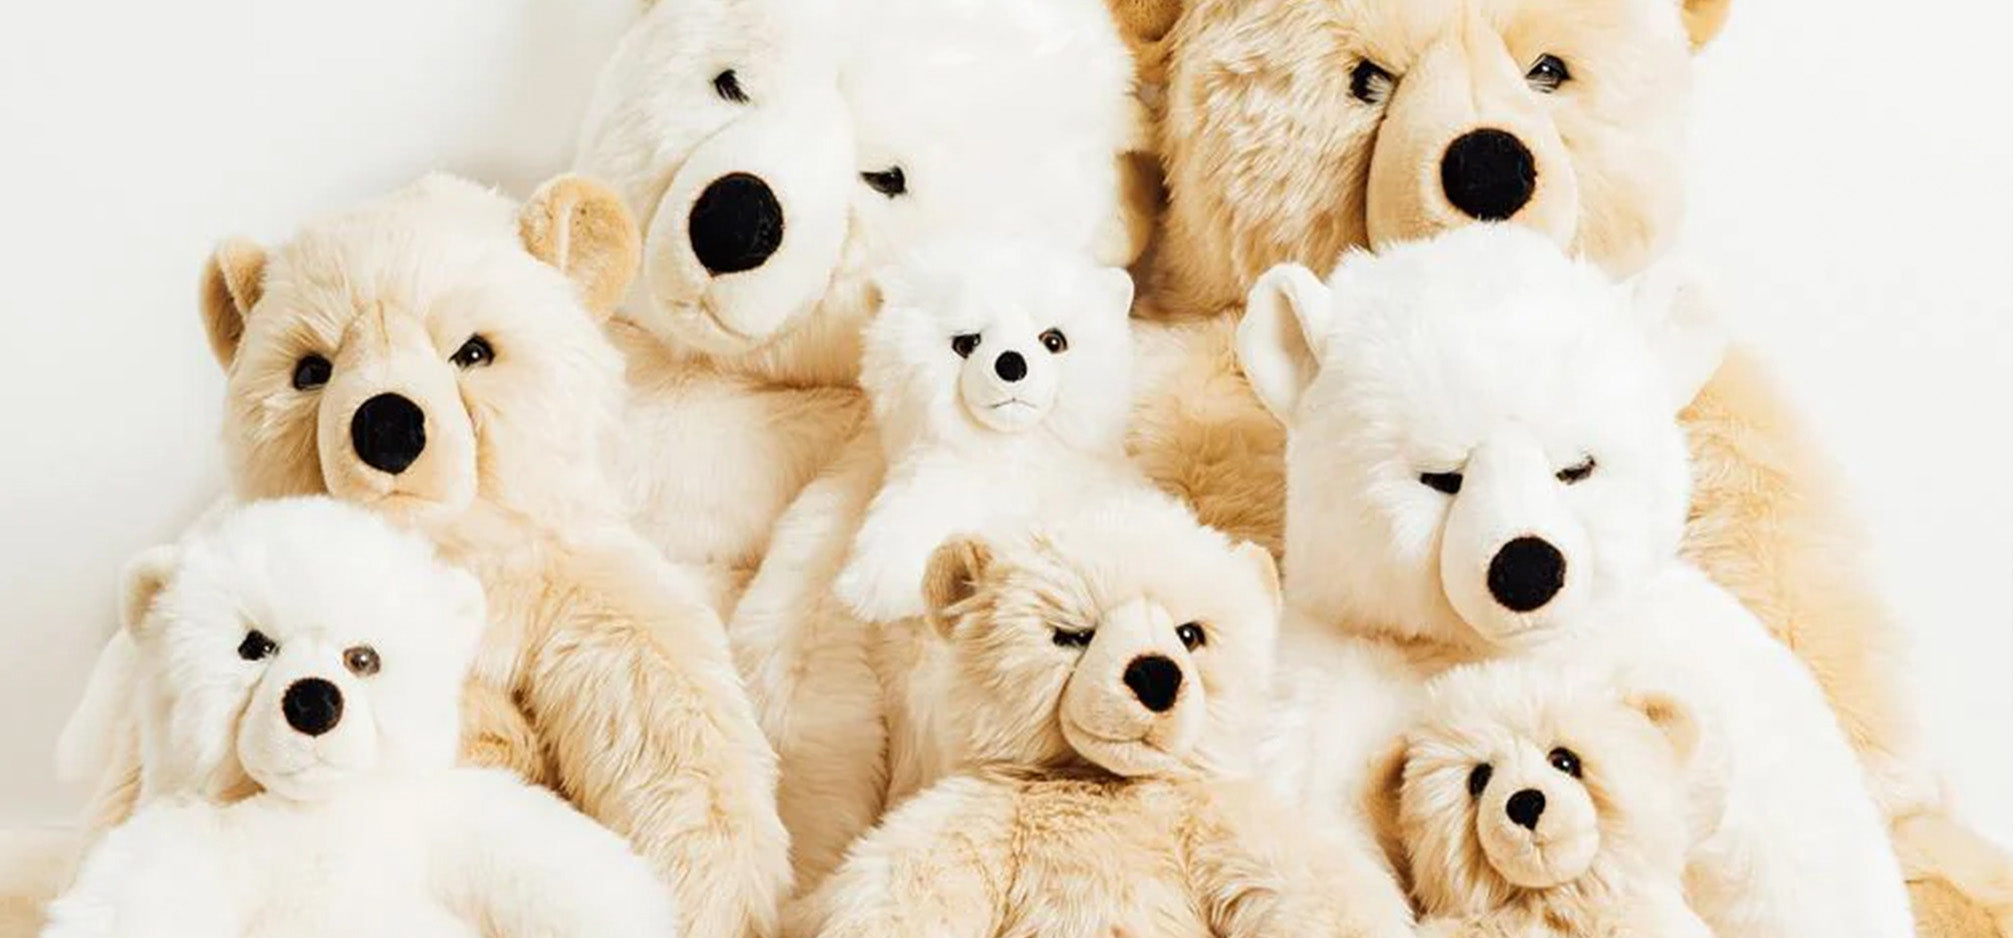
left=1898, top=812, right=2013, bottom=938
left=458, top=678, right=549, bottom=787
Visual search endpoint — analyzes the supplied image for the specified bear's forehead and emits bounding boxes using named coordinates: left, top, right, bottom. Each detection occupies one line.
left=1316, top=0, right=1674, bottom=60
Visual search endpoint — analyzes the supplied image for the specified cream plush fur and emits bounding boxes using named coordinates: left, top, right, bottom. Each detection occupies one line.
left=60, top=175, right=788, bottom=938
left=1398, top=661, right=1711, bottom=938
left=43, top=498, right=678, bottom=938
left=788, top=491, right=1413, bottom=938
left=1241, top=226, right=1912, bottom=938
left=575, top=0, right=1147, bottom=598
left=733, top=240, right=1145, bottom=890
left=1132, top=0, right=2007, bottom=930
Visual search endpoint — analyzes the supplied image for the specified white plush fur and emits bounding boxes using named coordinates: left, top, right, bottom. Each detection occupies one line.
left=42, top=498, right=677, bottom=938
left=1240, top=226, right=1914, bottom=938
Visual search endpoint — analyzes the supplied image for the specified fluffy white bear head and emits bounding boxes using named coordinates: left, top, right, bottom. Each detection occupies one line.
left=1236, top=225, right=1723, bottom=652
left=919, top=490, right=1279, bottom=780
left=120, top=497, right=485, bottom=804
left=863, top=238, right=1135, bottom=454
left=1398, top=661, right=1699, bottom=913
left=574, top=0, right=1144, bottom=387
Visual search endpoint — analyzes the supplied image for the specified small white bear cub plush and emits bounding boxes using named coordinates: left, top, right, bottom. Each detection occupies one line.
left=794, top=491, right=1412, bottom=938
left=832, top=237, right=1138, bottom=623
left=42, top=497, right=678, bottom=938
left=1398, top=661, right=1712, bottom=938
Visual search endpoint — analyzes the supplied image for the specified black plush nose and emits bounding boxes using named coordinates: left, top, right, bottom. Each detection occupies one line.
left=1506, top=788, right=1547, bottom=830
left=1487, top=536, right=1566, bottom=613
left=688, top=172, right=784, bottom=275
left=282, top=678, right=344, bottom=737
left=994, top=350, right=1027, bottom=383
left=1123, top=655, right=1183, bottom=713
left=1441, top=129, right=1537, bottom=221
left=350, top=393, right=426, bottom=476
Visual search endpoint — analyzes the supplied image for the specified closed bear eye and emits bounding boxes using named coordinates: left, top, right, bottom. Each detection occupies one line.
left=1419, top=470, right=1464, bottom=495
left=861, top=166, right=907, bottom=198
left=1039, top=328, right=1068, bottom=354
left=1556, top=456, right=1596, bottom=484
left=1526, top=54, right=1571, bottom=93
left=712, top=69, right=749, bottom=104
left=237, top=629, right=277, bottom=662
left=1549, top=747, right=1583, bottom=778
left=1051, top=627, right=1094, bottom=649
left=951, top=333, right=982, bottom=359
left=1467, top=763, right=1493, bottom=797
left=1350, top=59, right=1396, bottom=105
left=292, top=354, right=332, bottom=391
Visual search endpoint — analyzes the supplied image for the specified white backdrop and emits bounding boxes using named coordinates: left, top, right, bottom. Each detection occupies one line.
left=1, top=0, right=2007, bottom=843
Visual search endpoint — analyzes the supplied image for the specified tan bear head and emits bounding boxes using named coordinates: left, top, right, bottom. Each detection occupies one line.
left=920, top=490, right=1279, bottom=780
left=200, top=173, right=641, bottom=531
left=1396, top=660, right=1701, bottom=917
left=1154, top=0, right=1727, bottom=313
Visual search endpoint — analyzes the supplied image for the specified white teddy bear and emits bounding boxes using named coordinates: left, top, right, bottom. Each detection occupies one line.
left=41, top=498, right=678, bottom=938
left=830, top=238, right=1138, bottom=623
left=1236, top=225, right=1914, bottom=938
left=1397, top=660, right=1714, bottom=938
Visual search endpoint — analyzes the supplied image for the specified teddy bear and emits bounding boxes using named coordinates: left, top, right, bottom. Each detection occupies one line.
left=574, top=0, right=1149, bottom=602
left=785, top=489, right=1414, bottom=938
left=1394, top=660, right=1714, bottom=938
left=64, top=173, right=789, bottom=938
left=1237, top=224, right=1914, bottom=937
left=1127, top=0, right=2007, bottom=928
left=41, top=497, right=680, bottom=938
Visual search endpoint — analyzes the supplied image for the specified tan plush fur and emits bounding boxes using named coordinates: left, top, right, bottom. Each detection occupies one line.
left=1123, top=0, right=2010, bottom=930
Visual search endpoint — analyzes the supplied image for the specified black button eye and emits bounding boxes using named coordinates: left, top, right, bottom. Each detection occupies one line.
left=343, top=645, right=381, bottom=677
left=1420, top=471, right=1464, bottom=495
left=450, top=335, right=494, bottom=369
left=237, top=629, right=277, bottom=662
left=1526, top=54, right=1571, bottom=93
left=292, top=354, right=332, bottom=391
left=1051, top=628, right=1094, bottom=649
left=1175, top=622, right=1207, bottom=650
left=1467, top=763, right=1493, bottom=798
left=1350, top=60, right=1396, bottom=105
left=861, top=167, right=907, bottom=197
left=712, top=69, right=748, bottom=103
left=1556, top=456, right=1596, bottom=484
left=1039, top=329, right=1068, bottom=354
left=951, top=333, right=981, bottom=359
left=1549, top=747, right=1583, bottom=778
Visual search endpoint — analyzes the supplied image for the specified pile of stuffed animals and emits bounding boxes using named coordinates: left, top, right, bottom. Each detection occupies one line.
left=8, top=0, right=2011, bottom=935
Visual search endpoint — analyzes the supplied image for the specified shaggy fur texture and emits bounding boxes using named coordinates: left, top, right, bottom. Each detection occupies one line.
left=43, top=498, right=678, bottom=938
left=787, top=492, right=1413, bottom=938
left=1399, top=662, right=1711, bottom=938
left=1241, top=227, right=1913, bottom=937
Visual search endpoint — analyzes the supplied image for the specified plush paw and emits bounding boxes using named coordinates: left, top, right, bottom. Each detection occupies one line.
left=833, top=556, right=927, bottom=623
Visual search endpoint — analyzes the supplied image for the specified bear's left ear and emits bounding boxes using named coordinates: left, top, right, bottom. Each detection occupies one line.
left=1236, top=263, right=1334, bottom=424
left=921, top=536, right=994, bottom=638
left=1624, top=258, right=1726, bottom=414
left=198, top=239, right=268, bottom=370
left=1233, top=541, right=1280, bottom=610
left=1627, top=688, right=1700, bottom=766
left=119, top=545, right=180, bottom=636
left=1095, top=265, right=1137, bottom=320
left=1682, top=0, right=1732, bottom=51
left=519, top=174, right=642, bottom=322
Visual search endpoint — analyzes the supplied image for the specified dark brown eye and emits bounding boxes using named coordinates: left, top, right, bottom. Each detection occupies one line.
left=1467, top=763, right=1493, bottom=798
left=1549, top=747, right=1583, bottom=778
left=1556, top=456, right=1596, bottom=484
left=450, top=335, right=494, bottom=369
left=1051, top=628, right=1094, bottom=649
left=1175, top=622, right=1206, bottom=650
left=1526, top=54, right=1571, bottom=93
left=1039, top=329, right=1068, bottom=354
left=861, top=167, right=907, bottom=197
left=1350, top=60, right=1395, bottom=105
left=712, top=69, right=748, bottom=103
left=237, top=630, right=277, bottom=662
left=343, top=646, right=381, bottom=677
left=292, top=355, right=332, bottom=391
left=950, top=333, right=981, bottom=359
left=1420, top=471, right=1464, bottom=495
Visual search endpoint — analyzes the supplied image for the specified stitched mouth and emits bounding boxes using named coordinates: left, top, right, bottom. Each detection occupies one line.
left=987, top=397, right=1035, bottom=411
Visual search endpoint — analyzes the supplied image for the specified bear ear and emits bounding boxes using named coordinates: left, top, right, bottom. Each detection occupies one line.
left=1236, top=263, right=1334, bottom=423
left=519, top=174, right=642, bottom=322
left=1682, top=0, right=1732, bottom=50
left=1624, top=258, right=1726, bottom=414
left=921, top=536, right=993, bottom=637
left=1627, top=688, right=1700, bottom=766
left=119, top=545, right=180, bottom=637
left=1359, top=737, right=1413, bottom=878
left=1095, top=265, right=1138, bottom=319
left=1233, top=540, right=1280, bottom=610
left=199, top=239, right=267, bottom=370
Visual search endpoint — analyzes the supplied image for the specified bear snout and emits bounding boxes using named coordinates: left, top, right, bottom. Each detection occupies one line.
left=1505, top=788, right=1547, bottom=830
left=994, top=350, right=1027, bottom=383
left=1486, top=535, right=1565, bottom=613
left=1440, top=128, right=1537, bottom=222
left=1122, top=655, right=1182, bottom=713
left=281, top=677, right=345, bottom=737
left=350, top=393, right=427, bottom=476
left=687, top=172, right=785, bottom=276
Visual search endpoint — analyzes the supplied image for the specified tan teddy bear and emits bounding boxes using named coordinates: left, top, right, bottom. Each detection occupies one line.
left=786, top=489, right=1413, bottom=938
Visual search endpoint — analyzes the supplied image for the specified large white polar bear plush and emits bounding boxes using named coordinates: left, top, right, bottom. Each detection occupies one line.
left=1238, top=226, right=1915, bottom=938
left=42, top=498, right=679, bottom=938
left=574, top=0, right=1146, bottom=596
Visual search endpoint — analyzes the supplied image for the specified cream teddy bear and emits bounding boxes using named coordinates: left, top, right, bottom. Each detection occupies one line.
left=786, top=490, right=1413, bottom=938
left=41, top=497, right=677, bottom=938
left=1396, top=660, right=1713, bottom=938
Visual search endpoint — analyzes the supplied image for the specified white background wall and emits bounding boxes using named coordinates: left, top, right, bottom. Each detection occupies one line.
left=1, top=0, right=2007, bottom=843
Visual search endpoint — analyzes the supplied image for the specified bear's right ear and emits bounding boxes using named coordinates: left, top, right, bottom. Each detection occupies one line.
left=1627, top=688, right=1701, bottom=766
left=1233, top=541, right=1280, bottom=611
left=1682, top=0, right=1732, bottom=51
left=519, top=174, right=642, bottom=322
left=921, top=536, right=993, bottom=637
left=199, top=239, right=268, bottom=370
left=119, top=545, right=180, bottom=637
left=1624, top=258, right=1726, bottom=414
left=1236, top=263, right=1334, bottom=423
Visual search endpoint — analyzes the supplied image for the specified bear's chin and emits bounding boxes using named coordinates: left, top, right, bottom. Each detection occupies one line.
left=1479, top=823, right=1599, bottom=891
left=1062, top=723, right=1195, bottom=781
